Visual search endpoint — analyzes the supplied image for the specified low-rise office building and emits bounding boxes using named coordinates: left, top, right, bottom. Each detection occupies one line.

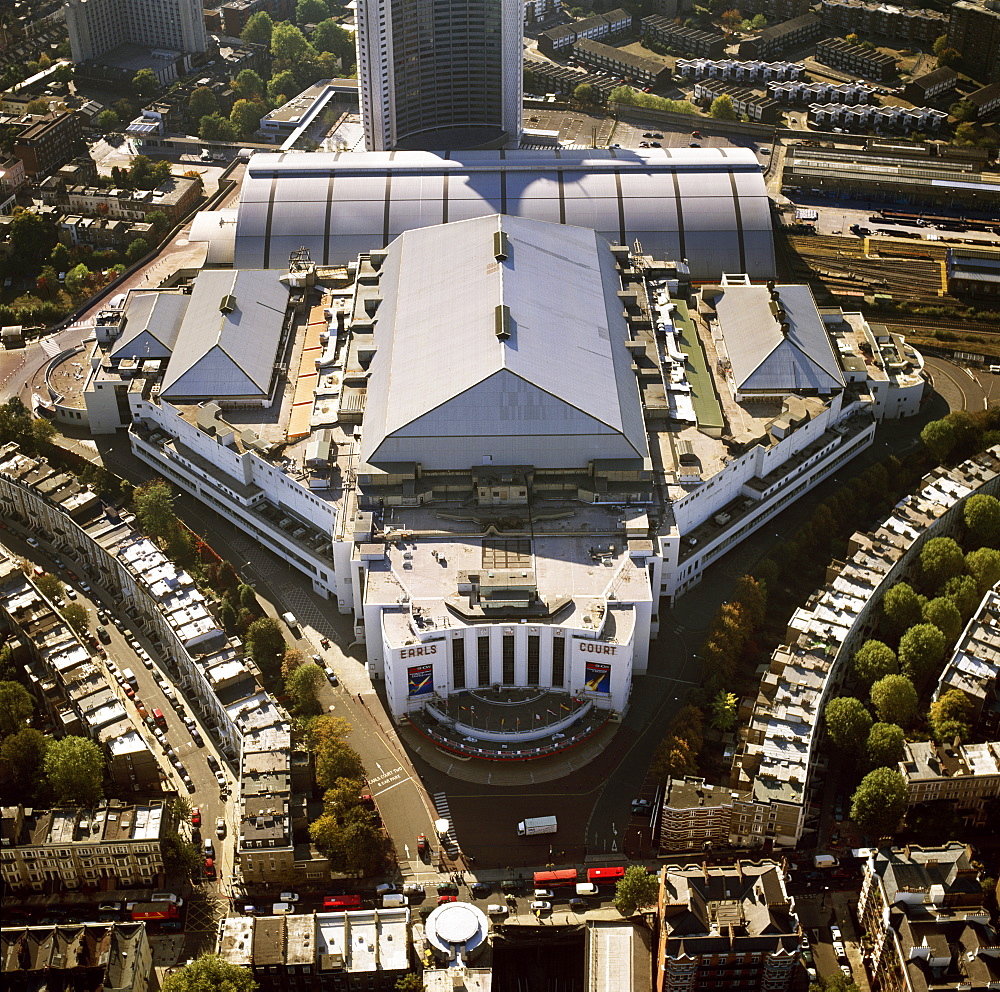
left=640, top=17, right=728, bottom=57
left=0, top=922, right=152, bottom=992
left=738, top=13, right=823, bottom=59
left=537, top=9, right=633, bottom=56
left=657, top=861, right=801, bottom=992
left=808, top=101, right=948, bottom=132
left=675, top=58, right=803, bottom=82
left=936, top=582, right=1000, bottom=737
left=899, top=741, right=1000, bottom=827
left=820, top=0, right=948, bottom=46
left=769, top=79, right=874, bottom=103
left=659, top=777, right=761, bottom=853
left=693, top=79, right=783, bottom=122
left=968, top=81, right=1000, bottom=118
left=0, top=801, right=170, bottom=893
left=857, top=843, right=995, bottom=992
left=571, top=38, right=671, bottom=86
left=11, top=112, right=84, bottom=178
left=217, top=909, right=410, bottom=990
left=903, top=66, right=959, bottom=103
left=814, top=38, right=898, bottom=81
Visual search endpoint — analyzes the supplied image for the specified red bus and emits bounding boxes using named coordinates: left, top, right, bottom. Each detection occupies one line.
left=323, top=894, right=362, bottom=910
left=587, top=866, right=626, bottom=883
left=533, top=869, right=578, bottom=888
left=131, top=902, right=180, bottom=921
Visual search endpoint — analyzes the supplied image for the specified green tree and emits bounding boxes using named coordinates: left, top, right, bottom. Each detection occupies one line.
left=845, top=32, right=859, bottom=45
left=36, top=572, right=64, bottom=602
left=949, top=99, right=977, bottom=123
left=921, top=418, right=956, bottom=463
left=52, top=63, right=74, bottom=83
left=710, top=690, right=738, bottom=731
left=125, top=237, right=150, bottom=264
left=49, top=242, right=71, bottom=272
left=852, top=640, right=897, bottom=686
left=0, top=681, right=33, bottom=737
left=614, top=865, right=658, bottom=916
left=161, top=954, right=258, bottom=992
left=966, top=547, right=1000, bottom=595
left=95, top=108, right=120, bottom=133
left=232, top=69, right=264, bottom=100
left=809, top=974, right=862, bottom=992
left=937, top=47, right=962, bottom=69
left=340, top=815, right=385, bottom=875
left=241, top=10, right=273, bottom=46
left=750, top=12, right=767, bottom=27
left=312, top=19, right=355, bottom=69
left=133, top=479, right=178, bottom=539
left=198, top=112, right=238, bottom=142
left=964, top=494, right=1000, bottom=548
left=709, top=94, right=738, bottom=119
left=44, top=735, right=104, bottom=805
left=132, top=68, right=159, bottom=99
left=146, top=209, right=170, bottom=237
left=867, top=722, right=905, bottom=768
left=921, top=597, right=962, bottom=644
left=245, top=617, right=286, bottom=675
left=882, top=581, right=924, bottom=639
left=161, top=831, right=201, bottom=876
left=943, top=574, right=981, bottom=621
left=824, top=696, right=872, bottom=754
left=230, top=99, right=262, bottom=137
left=64, top=262, right=90, bottom=294
left=898, top=623, right=947, bottom=683
left=850, top=767, right=907, bottom=838
left=870, top=674, right=919, bottom=727
left=395, top=975, right=426, bottom=992
left=239, top=584, right=258, bottom=612
left=189, top=85, right=218, bottom=122
left=297, top=0, right=331, bottom=23
left=219, top=599, right=237, bottom=632
left=267, top=69, right=299, bottom=104
left=62, top=603, right=90, bottom=638
left=929, top=689, right=974, bottom=741
left=0, top=727, right=48, bottom=797
left=932, top=33, right=949, bottom=56
left=920, top=537, right=966, bottom=588
left=272, top=22, right=311, bottom=63
left=26, top=97, right=50, bottom=115
left=9, top=208, right=57, bottom=271
left=574, top=82, right=599, bottom=105
left=286, top=660, right=324, bottom=714
left=315, top=739, right=365, bottom=789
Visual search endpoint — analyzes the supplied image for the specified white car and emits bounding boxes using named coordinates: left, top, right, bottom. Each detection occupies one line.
left=530, top=901, right=551, bottom=911
left=215, top=770, right=227, bottom=789
left=26, top=536, right=39, bottom=547
left=216, top=818, right=226, bottom=838
left=280, top=892, right=300, bottom=902
left=533, top=888, right=553, bottom=899
left=65, top=587, right=77, bottom=599
left=841, top=964, right=852, bottom=978
left=487, top=904, right=508, bottom=915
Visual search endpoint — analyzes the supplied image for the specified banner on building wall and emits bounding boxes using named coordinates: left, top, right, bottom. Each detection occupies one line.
left=407, top=664, right=434, bottom=697
left=584, top=661, right=611, bottom=694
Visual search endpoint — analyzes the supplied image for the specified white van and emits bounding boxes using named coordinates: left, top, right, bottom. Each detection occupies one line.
left=122, top=667, right=137, bottom=686
left=272, top=902, right=295, bottom=915
left=151, top=891, right=184, bottom=905
left=382, top=893, right=408, bottom=908
left=575, top=882, right=599, bottom=896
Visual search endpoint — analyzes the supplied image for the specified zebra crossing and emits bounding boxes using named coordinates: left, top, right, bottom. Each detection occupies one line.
left=40, top=337, right=62, bottom=358
left=432, top=793, right=460, bottom=858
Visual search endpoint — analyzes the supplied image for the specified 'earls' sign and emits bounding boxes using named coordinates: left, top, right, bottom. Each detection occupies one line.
left=400, top=644, right=437, bottom=659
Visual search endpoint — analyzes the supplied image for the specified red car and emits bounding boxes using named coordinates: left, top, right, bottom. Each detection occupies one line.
left=438, top=895, right=457, bottom=905
left=417, top=834, right=428, bottom=857
left=191, top=807, right=201, bottom=827
left=204, top=857, right=216, bottom=878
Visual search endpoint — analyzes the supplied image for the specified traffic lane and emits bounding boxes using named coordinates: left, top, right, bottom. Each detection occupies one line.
left=323, top=685, right=440, bottom=864
left=924, top=356, right=988, bottom=414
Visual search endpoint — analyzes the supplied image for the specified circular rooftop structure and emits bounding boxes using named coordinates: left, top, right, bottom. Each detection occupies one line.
left=425, top=901, right=489, bottom=959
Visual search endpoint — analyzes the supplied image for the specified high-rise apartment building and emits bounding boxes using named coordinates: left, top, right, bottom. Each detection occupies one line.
left=355, top=0, right=523, bottom=151
left=947, top=0, right=1000, bottom=84
left=64, top=0, right=209, bottom=64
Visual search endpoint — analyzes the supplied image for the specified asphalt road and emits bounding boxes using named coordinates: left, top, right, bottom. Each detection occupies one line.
left=923, top=356, right=992, bottom=414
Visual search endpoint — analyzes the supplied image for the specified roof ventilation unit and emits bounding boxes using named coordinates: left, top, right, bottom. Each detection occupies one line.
left=494, top=304, right=511, bottom=341
left=219, top=294, right=236, bottom=314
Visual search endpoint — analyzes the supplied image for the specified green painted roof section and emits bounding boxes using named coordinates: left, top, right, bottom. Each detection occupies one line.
left=672, top=299, right=724, bottom=433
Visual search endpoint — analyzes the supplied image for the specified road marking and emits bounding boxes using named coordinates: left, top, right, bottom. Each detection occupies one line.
left=373, top=778, right=410, bottom=797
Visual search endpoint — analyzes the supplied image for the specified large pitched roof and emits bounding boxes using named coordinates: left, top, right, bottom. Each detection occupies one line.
left=159, top=269, right=289, bottom=400
left=360, top=214, right=648, bottom=470
left=712, top=283, right=845, bottom=393
left=110, top=292, right=188, bottom=361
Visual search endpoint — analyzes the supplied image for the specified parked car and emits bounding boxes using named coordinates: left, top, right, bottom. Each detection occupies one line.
left=279, top=892, right=299, bottom=902
left=438, top=895, right=458, bottom=905
left=470, top=882, right=491, bottom=897
left=487, top=904, right=508, bottom=915
left=204, top=858, right=216, bottom=878
left=530, top=901, right=551, bottom=911
left=533, top=888, right=553, bottom=899
left=216, top=818, right=226, bottom=838
left=27, top=536, right=39, bottom=547
left=215, top=770, right=227, bottom=790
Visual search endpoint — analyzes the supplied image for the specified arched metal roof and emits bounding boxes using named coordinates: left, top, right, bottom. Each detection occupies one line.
left=216, top=148, right=774, bottom=280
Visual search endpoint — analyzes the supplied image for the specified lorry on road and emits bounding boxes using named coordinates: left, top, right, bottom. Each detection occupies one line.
left=517, top=815, right=558, bottom=836
left=281, top=611, right=299, bottom=632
